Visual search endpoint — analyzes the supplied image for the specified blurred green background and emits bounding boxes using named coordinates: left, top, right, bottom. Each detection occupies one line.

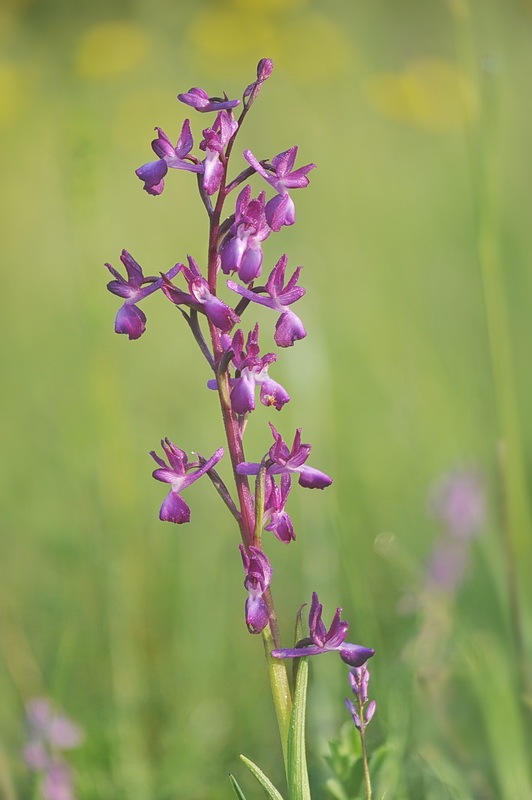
left=1, top=0, right=532, bottom=797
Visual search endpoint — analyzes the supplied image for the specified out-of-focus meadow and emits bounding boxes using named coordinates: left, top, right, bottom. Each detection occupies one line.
left=1, top=0, right=532, bottom=797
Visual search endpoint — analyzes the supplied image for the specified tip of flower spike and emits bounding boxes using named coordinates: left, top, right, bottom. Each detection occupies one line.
left=243, top=59, right=274, bottom=106
left=257, top=58, right=274, bottom=81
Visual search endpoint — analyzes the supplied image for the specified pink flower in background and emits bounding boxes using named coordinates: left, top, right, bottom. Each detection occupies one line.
left=23, top=698, right=83, bottom=800
left=426, top=469, right=485, bottom=593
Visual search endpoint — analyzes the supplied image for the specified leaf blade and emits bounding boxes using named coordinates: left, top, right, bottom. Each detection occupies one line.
left=229, top=773, right=249, bottom=800
left=239, top=753, right=286, bottom=800
left=287, top=656, right=311, bottom=800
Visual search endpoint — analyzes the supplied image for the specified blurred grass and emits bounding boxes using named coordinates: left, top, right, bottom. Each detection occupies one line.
left=1, top=0, right=532, bottom=797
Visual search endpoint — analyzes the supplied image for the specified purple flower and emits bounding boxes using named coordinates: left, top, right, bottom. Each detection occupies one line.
left=135, top=121, right=202, bottom=196
left=243, top=145, right=316, bottom=230
left=422, top=470, right=486, bottom=595
left=105, top=250, right=180, bottom=340
left=42, top=761, right=76, bottom=800
left=150, top=439, right=224, bottom=523
left=23, top=699, right=83, bottom=771
left=220, top=185, right=271, bottom=282
left=208, top=326, right=290, bottom=414
left=239, top=544, right=272, bottom=633
left=264, top=474, right=295, bottom=543
left=227, top=254, right=306, bottom=347
left=23, top=698, right=83, bottom=800
left=178, top=87, right=240, bottom=113
left=345, top=665, right=376, bottom=732
left=162, top=255, right=240, bottom=332
left=425, top=537, right=471, bottom=593
left=199, top=110, right=239, bottom=195
left=237, top=424, right=332, bottom=489
left=429, top=470, right=485, bottom=541
left=272, top=592, right=375, bottom=667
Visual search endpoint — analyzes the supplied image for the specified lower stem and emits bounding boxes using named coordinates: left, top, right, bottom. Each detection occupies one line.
left=262, top=625, right=292, bottom=774
left=360, top=728, right=372, bottom=800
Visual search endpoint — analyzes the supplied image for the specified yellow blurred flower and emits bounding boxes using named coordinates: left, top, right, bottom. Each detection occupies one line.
left=187, top=7, right=279, bottom=74
left=0, top=62, right=26, bottom=126
left=76, top=21, right=149, bottom=80
left=187, top=5, right=351, bottom=81
left=365, top=59, right=478, bottom=132
left=228, top=0, right=307, bottom=10
left=276, top=12, right=352, bottom=81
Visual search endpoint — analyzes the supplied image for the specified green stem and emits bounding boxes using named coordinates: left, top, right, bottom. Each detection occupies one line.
left=262, top=625, right=292, bottom=773
left=473, top=55, right=532, bottom=711
left=359, top=730, right=372, bottom=800
left=356, top=694, right=372, bottom=800
left=202, top=102, right=294, bottom=776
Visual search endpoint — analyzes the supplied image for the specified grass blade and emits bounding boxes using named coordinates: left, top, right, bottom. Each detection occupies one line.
left=239, top=754, right=286, bottom=800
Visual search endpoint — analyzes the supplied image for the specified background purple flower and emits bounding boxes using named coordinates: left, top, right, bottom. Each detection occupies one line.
left=23, top=698, right=83, bottom=800
left=429, top=469, right=485, bottom=541
left=345, top=665, right=376, bottom=731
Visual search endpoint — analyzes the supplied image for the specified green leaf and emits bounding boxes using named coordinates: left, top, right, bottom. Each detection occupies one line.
left=229, top=773, right=249, bottom=800
left=291, top=604, right=307, bottom=688
left=239, top=754, right=286, bottom=800
left=324, top=776, right=350, bottom=800
left=293, top=603, right=306, bottom=645
left=287, top=655, right=311, bottom=800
